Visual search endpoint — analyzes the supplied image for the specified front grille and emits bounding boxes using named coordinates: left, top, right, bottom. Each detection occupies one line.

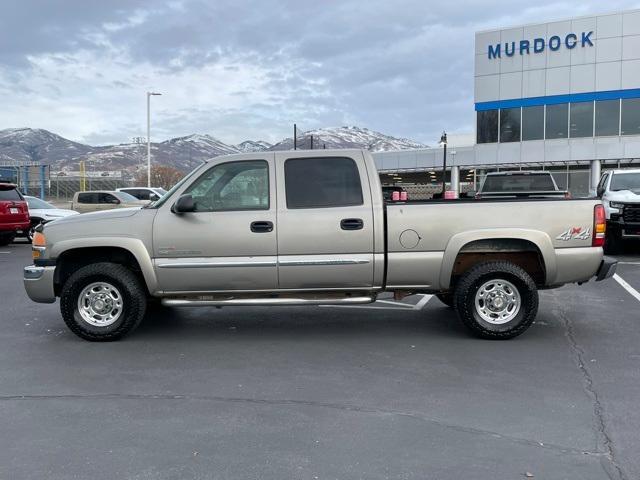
left=623, top=204, right=640, bottom=223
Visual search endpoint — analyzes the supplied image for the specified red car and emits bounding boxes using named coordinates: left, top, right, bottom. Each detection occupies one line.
left=0, top=183, right=30, bottom=246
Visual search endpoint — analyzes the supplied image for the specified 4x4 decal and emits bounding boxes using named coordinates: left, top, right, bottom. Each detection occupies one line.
left=556, top=226, right=591, bottom=241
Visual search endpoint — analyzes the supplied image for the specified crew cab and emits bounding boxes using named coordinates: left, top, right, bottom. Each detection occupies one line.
left=597, top=169, right=640, bottom=252
left=0, top=183, right=29, bottom=246
left=476, top=171, right=569, bottom=199
left=24, top=149, right=616, bottom=341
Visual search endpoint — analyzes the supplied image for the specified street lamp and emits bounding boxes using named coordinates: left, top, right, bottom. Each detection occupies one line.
left=147, top=91, right=162, bottom=188
left=439, top=131, right=447, bottom=194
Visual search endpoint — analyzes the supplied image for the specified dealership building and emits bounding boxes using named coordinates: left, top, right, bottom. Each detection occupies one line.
left=373, top=9, right=640, bottom=197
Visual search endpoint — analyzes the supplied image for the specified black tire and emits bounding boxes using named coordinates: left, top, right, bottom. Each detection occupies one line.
left=436, top=293, right=455, bottom=308
left=0, top=233, right=15, bottom=246
left=453, top=261, right=538, bottom=340
left=60, top=262, right=147, bottom=341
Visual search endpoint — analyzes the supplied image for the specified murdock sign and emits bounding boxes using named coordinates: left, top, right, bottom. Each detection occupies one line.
left=488, top=31, right=594, bottom=59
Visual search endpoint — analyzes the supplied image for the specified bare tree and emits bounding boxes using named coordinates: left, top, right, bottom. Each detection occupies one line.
left=135, top=166, right=184, bottom=190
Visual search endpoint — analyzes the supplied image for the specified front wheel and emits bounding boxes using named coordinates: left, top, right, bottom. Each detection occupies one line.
left=60, top=262, right=147, bottom=341
left=454, top=261, right=538, bottom=340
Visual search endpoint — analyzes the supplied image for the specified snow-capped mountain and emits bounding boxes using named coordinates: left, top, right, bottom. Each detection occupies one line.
left=269, top=126, right=427, bottom=152
left=0, top=127, right=427, bottom=173
left=235, top=140, right=272, bottom=152
left=0, top=128, right=92, bottom=164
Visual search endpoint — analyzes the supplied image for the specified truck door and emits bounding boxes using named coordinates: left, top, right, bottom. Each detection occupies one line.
left=152, top=155, right=278, bottom=293
left=275, top=152, right=375, bottom=289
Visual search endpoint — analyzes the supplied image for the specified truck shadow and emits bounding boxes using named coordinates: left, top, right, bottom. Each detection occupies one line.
left=132, top=304, right=557, bottom=342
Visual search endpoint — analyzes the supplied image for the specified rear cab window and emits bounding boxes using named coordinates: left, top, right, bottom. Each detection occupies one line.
left=481, top=174, right=556, bottom=192
left=284, top=157, right=363, bottom=209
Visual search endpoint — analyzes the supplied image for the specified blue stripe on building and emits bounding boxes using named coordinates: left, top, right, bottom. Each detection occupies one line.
left=475, top=88, right=640, bottom=111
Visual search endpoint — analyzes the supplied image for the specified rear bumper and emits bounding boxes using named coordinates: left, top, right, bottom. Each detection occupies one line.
left=0, top=221, right=30, bottom=234
left=595, top=256, right=617, bottom=282
left=23, top=265, right=56, bottom=303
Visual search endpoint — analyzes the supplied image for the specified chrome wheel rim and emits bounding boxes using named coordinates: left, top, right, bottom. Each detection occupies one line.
left=474, top=279, right=521, bottom=325
left=77, top=282, right=123, bottom=327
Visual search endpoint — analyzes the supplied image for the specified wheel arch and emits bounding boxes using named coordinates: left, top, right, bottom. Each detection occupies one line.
left=439, top=229, right=556, bottom=290
left=51, top=238, right=157, bottom=296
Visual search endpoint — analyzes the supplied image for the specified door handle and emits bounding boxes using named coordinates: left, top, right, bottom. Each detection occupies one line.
left=250, top=221, right=273, bottom=233
left=340, top=218, right=364, bottom=230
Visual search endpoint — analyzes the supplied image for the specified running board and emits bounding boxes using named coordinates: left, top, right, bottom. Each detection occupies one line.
left=161, top=295, right=375, bottom=307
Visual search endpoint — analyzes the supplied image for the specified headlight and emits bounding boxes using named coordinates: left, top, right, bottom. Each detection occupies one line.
left=609, top=202, right=624, bottom=209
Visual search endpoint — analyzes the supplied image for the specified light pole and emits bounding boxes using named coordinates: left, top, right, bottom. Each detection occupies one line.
left=439, top=132, right=447, bottom=194
left=147, top=92, right=162, bottom=187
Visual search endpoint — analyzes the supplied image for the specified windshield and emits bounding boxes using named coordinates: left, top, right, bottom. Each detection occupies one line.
left=149, top=165, right=203, bottom=208
left=610, top=172, right=640, bottom=192
left=26, top=196, right=54, bottom=209
left=114, top=191, right=139, bottom=202
left=481, top=174, right=556, bottom=192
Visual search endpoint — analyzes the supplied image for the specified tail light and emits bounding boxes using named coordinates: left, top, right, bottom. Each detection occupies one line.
left=593, top=204, right=606, bottom=247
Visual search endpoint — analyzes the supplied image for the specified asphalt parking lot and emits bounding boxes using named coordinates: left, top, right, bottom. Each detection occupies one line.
left=1, top=241, right=639, bottom=480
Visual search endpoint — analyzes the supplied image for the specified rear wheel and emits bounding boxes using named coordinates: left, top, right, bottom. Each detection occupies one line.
left=454, top=261, right=538, bottom=340
left=60, top=262, right=147, bottom=341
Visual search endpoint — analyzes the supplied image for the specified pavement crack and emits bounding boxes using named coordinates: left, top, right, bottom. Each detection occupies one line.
left=552, top=296, right=629, bottom=480
left=0, top=392, right=605, bottom=458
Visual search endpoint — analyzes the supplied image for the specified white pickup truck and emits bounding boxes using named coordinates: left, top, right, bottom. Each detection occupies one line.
left=24, top=149, right=616, bottom=341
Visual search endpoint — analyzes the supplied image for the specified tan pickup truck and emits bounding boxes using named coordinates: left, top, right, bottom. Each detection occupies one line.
left=70, top=190, right=146, bottom=213
left=24, top=149, right=616, bottom=341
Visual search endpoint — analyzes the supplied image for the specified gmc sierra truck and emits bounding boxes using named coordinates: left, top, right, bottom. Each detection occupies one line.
left=24, top=149, right=617, bottom=341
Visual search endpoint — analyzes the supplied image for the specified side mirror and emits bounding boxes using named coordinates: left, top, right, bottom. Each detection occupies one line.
left=150, top=193, right=160, bottom=201
left=172, top=194, right=195, bottom=214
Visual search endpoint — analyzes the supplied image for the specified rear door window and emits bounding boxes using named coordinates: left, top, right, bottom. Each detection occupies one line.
left=77, top=193, right=97, bottom=203
left=284, top=157, right=363, bottom=209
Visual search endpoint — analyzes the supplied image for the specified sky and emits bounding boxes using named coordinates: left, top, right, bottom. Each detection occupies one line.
left=1, top=0, right=640, bottom=146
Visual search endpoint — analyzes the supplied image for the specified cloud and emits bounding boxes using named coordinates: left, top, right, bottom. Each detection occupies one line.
left=1, top=0, right=640, bottom=145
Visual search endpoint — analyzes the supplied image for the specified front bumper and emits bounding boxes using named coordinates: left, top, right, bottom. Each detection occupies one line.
left=23, top=265, right=56, bottom=303
left=595, top=256, right=617, bottom=282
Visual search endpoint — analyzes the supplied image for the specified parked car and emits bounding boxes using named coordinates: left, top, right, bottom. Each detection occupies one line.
left=70, top=191, right=147, bottom=214
left=0, top=183, right=29, bottom=246
left=116, top=187, right=167, bottom=202
left=24, top=149, right=616, bottom=342
left=21, top=196, right=78, bottom=242
left=476, top=171, right=569, bottom=199
left=597, top=169, right=640, bottom=252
